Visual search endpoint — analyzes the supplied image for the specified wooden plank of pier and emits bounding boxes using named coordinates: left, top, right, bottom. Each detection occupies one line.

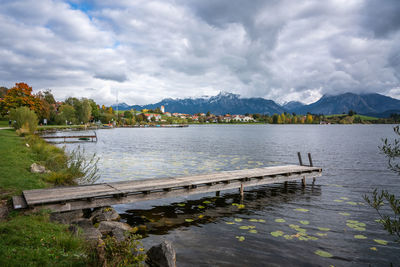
left=14, top=165, right=321, bottom=212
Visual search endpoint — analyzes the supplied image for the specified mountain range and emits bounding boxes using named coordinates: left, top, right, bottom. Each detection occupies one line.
left=112, top=91, right=400, bottom=116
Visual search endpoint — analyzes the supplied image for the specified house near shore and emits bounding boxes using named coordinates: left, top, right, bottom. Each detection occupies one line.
left=144, top=113, right=161, bottom=121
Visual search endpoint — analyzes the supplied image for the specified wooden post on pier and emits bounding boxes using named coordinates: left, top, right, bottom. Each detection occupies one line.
left=216, top=191, right=220, bottom=197
left=297, top=152, right=303, bottom=166
left=308, top=153, right=316, bottom=183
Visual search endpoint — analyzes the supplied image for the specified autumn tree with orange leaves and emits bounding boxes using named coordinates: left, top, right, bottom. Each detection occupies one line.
left=0, top=82, right=49, bottom=121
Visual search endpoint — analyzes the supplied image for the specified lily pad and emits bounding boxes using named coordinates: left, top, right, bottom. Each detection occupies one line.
left=236, top=236, right=245, bottom=242
left=370, top=247, right=378, bottom=251
left=258, top=219, right=266, bottom=223
left=340, top=197, right=349, bottom=200
left=334, top=199, right=343, bottom=203
left=203, top=201, right=212, bottom=204
left=339, top=212, right=350, bottom=216
left=299, top=220, right=310, bottom=225
left=185, top=219, right=194, bottom=223
left=275, top=218, right=286, bottom=223
left=316, top=233, right=327, bottom=237
left=283, top=234, right=293, bottom=240
left=375, top=219, right=385, bottom=223
left=317, top=227, right=330, bottom=231
left=177, top=203, right=186, bottom=207
left=198, top=205, right=205, bottom=209
left=234, top=218, right=243, bottom=222
left=354, top=235, right=367, bottom=239
left=314, top=250, right=333, bottom=258
left=373, top=239, right=388, bottom=245
left=249, top=219, right=259, bottom=222
left=271, top=230, right=284, bottom=237
left=237, top=204, right=245, bottom=209
left=239, top=226, right=251, bottom=230
left=198, top=215, right=204, bottom=219
left=294, top=208, right=309, bottom=212
left=225, top=221, right=235, bottom=225
left=249, top=229, right=258, bottom=234
left=232, top=203, right=239, bottom=206
left=346, top=201, right=357, bottom=205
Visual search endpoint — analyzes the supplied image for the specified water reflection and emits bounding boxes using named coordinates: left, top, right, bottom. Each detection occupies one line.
left=121, top=182, right=321, bottom=236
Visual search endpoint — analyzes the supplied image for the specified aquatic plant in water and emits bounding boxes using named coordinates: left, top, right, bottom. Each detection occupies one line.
left=236, top=236, right=245, bottom=242
left=275, top=218, right=286, bottom=223
left=294, top=208, right=309, bottom=212
left=314, top=250, right=333, bottom=258
left=373, top=239, right=388, bottom=245
left=271, top=231, right=284, bottom=237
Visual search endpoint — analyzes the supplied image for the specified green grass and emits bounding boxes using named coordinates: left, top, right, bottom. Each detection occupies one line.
left=0, top=130, right=93, bottom=266
left=0, top=120, right=9, bottom=127
left=0, top=130, right=46, bottom=197
left=0, top=211, right=89, bottom=267
left=37, top=125, right=87, bottom=131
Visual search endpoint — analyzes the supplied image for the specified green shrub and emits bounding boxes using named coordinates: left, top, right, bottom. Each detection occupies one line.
left=9, top=106, right=38, bottom=135
left=97, top=233, right=146, bottom=266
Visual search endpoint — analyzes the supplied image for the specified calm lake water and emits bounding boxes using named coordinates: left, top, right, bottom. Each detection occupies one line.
left=58, top=125, right=400, bottom=266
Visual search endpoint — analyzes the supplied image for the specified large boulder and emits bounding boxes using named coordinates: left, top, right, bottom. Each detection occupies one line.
left=69, top=219, right=102, bottom=241
left=90, top=206, right=120, bottom=223
left=30, top=163, right=50, bottom=174
left=146, top=240, right=176, bottom=267
left=50, top=209, right=84, bottom=224
left=97, top=221, right=131, bottom=236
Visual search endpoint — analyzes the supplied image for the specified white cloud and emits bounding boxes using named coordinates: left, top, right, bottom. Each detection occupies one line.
left=0, top=0, right=399, bottom=105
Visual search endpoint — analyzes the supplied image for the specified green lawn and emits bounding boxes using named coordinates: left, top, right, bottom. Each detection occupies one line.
left=0, top=130, right=92, bottom=266
left=0, top=120, right=9, bottom=127
left=0, top=130, right=46, bottom=198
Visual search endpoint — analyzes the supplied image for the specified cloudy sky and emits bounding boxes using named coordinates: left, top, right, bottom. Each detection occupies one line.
left=1, top=0, right=400, bottom=105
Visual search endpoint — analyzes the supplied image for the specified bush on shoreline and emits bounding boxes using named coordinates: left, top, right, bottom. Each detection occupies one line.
left=25, top=134, right=100, bottom=185
left=9, top=106, right=38, bottom=135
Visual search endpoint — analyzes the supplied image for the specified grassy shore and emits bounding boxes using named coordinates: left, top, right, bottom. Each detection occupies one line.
left=0, top=129, right=91, bottom=266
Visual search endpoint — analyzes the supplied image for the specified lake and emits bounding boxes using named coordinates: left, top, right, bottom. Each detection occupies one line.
left=59, top=124, right=400, bottom=266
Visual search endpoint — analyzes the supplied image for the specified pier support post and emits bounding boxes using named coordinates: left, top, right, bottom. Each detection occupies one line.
left=240, top=184, right=244, bottom=198
left=308, top=153, right=316, bottom=184
left=284, top=181, right=288, bottom=187
left=302, top=176, right=306, bottom=187
left=216, top=191, right=220, bottom=197
left=297, top=152, right=303, bottom=166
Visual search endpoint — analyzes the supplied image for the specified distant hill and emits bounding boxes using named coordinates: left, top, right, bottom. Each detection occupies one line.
left=112, top=92, right=285, bottom=115
left=282, top=101, right=305, bottom=111
left=112, top=91, right=400, bottom=116
left=290, top=93, right=400, bottom=115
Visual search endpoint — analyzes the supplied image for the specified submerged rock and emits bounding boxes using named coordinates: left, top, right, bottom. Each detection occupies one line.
left=50, top=209, right=84, bottom=224
left=90, top=206, right=120, bottom=223
left=30, top=163, right=50, bottom=174
left=146, top=240, right=176, bottom=267
left=97, top=221, right=132, bottom=235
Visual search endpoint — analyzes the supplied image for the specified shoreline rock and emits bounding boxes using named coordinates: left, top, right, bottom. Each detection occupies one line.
left=146, top=240, right=176, bottom=267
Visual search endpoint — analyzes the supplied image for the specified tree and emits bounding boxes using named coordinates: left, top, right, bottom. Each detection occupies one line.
left=364, top=126, right=400, bottom=242
left=89, top=100, right=100, bottom=121
left=306, top=114, right=313, bottom=124
left=0, top=83, right=38, bottom=115
left=0, top=86, right=8, bottom=98
left=56, top=104, right=77, bottom=124
left=206, top=111, right=211, bottom=117
left=272, top=114, right=278, bottom=124
left=348, top=110, right=355, bottom=116
left=9, top=106, right=38, bottom=134
left=124, top=110, right=133, bottom=119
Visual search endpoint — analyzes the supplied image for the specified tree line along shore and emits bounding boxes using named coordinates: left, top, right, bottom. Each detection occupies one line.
left=1, top=83, right=399, bottom=129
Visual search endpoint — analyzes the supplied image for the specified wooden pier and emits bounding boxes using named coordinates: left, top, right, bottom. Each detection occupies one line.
left=40, top=132, right=97, bottom=143
left=13, top=164, right=321, bottom=213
